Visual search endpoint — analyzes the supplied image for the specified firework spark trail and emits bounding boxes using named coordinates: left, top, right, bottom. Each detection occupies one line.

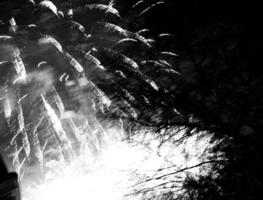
left=17, top=103, right=30, bottom=158
left=0, top=68, right=222, bottom=200
left=20, top=112, right=221, bottom=200
left=49, top=87, right=65, bottom=116
left=3, top=95, right=12, bottom=120
left=2, top=86, right=216, bottom=200
left=41, top=94, right=75, bottom=161
left=12, top=51, right=27, bottom=84
left=31, top=116, right=45, bottom=172
left=0, top=1, right=226, bottom=199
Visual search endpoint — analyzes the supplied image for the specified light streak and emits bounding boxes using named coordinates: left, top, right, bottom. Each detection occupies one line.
left=1, top=70, right=222, bottom=200
left=20, top=123, right=220, bottom=200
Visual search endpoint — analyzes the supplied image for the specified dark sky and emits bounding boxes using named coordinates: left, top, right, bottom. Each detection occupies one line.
left=144, top=0, right=260, bottom=33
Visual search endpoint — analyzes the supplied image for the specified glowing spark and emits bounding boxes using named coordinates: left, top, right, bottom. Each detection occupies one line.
left=3, top=96, right=12, bottom=119
left=21, top=125, right=221, bottom=200
left=41, top=94, right=74, bottom=159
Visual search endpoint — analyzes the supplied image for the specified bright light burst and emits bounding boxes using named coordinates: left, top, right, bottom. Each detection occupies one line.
left=21, top=124, right=220, bottom=200
left=0, top=1, right=225, bottom=199
left=2, top=70, right=221, bottom=200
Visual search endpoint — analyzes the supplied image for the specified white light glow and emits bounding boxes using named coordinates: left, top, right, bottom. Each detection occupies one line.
left=21, top=126, right=220, bottom=200
left=3, top=70, right=221, bottom=200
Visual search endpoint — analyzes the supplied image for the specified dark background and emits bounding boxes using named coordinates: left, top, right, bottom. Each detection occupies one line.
left=145, top=0, right=258, bottom=32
